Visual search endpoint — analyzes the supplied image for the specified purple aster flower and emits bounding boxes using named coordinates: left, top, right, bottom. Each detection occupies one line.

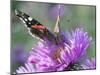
left=15, top=28, right=95, bottom=73
left=16, top=63, right=35, bottom=74
left=71, top=28, right=92, bottom=61
left=27, top=42, right=67, bottom=72
left=60, top=28, right=92, bottom=64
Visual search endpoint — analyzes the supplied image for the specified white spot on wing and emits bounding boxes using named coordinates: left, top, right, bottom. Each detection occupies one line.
left=20, top=18, right=25, bottom=24
left=28, top=17, right=33, bottom=21
left=24, top=18, right=28, bottom=21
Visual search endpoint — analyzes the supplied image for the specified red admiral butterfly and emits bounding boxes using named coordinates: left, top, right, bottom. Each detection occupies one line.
left=15, top=5, right=67, bottom=61
left=15, top=10, right=61, bottom=45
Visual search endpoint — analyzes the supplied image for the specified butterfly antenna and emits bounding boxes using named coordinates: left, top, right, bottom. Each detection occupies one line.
left=54, top=4, right=61, bottom=34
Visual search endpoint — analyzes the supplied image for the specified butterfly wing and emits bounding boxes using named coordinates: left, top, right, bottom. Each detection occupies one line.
left=15, top=10, right=56, bottom=44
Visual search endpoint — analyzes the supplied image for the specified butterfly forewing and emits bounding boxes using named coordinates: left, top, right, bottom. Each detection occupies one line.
left=15, top=10, right=57, bottom=44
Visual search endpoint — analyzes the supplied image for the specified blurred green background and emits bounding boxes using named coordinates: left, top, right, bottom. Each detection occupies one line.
left=11, top=1, right=96, bottom=72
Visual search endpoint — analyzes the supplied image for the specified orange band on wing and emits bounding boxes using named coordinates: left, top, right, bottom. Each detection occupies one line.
left=31, top=25, right=46, bottom=29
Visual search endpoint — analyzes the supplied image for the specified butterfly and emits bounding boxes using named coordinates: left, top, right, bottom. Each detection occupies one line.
left=15, top=5, right=69, bottom=62
left=15, top=9, right=62, bottom=45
